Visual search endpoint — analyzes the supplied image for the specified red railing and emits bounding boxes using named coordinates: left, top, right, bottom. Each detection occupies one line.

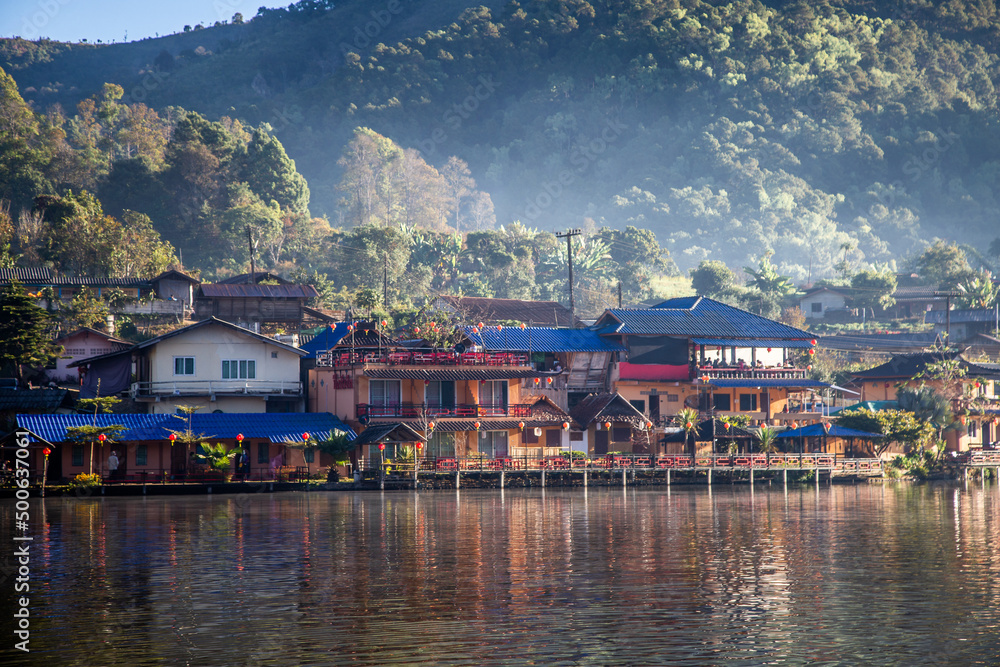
left=318, top=350, right=530, bottom=368
left=356, top=403, right=534, bottom=419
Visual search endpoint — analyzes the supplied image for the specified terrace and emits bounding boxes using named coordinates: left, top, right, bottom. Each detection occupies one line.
left=317, top=350, right=531, bottom=368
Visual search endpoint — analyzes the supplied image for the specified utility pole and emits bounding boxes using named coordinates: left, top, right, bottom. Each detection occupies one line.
left=617, top=280, right=623, bottom=308
left=935, top=291, right=961, bottom=349
left=246, top=225, right=256, bottom=283
left=556, top=229, right=582, bottom=319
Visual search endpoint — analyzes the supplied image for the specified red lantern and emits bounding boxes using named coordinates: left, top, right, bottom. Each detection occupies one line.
left=645, top=421, right=653, bottom=430
left=42, top=446, right=52, bottom=457
left=424, top=379, right=430, bottom=385
left=381, top=319, right=388, bottom=327
left=302, top=432, right=310, bottom=442
left=378, top=443, right=385, bottom=451
left=767, top=347, right=772, bottom=352
left=808, top=349, right=815, bottom=356
left=604, top=421, right=611, bottom=430
left=724, top=422, right=731, bottom=430
left=428, top=421, right=435, bottom=430
left=519, top=323, right=526, bottom=330
left=960, top=416, right=967, bottom=425
left=518, top=421, right=525, bottom=430
left=168, top=433, right=176, bottom=442
left=974, top=381, right=981, bottom=389
left=416, top=442, right=423, bottom=451
left=98, top=434, right=106, bottom=442
left=562, top=421, right=570, bottom=430
left=685, top=421, right=693, bottom=429
left=810, top=339, right=817, bottom=346
left=236, top=433, right=244, bottom=442
left=791, top=421, right=799, bottom=429
left=347, top=324, right=354, bottom=332
left=430, top=321, right=436, bottom=328
left=701, top=375, right=710, bottom=383
left=474, top=421, right=481, bottom=430
left=546, top=377, right=553, bottom=385
left=414, top=327, right=420, bottom=334
left=472, top=327, right=479, bottom=334
left=534, top=377, right=540, bottom=385
left=497, top=324, right=503, bottom=332
left=478, top=322, right=484, bottom=329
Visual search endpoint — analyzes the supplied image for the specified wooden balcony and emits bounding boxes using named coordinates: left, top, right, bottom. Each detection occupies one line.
left=131, top=379, right=302, bottom=399
left=696, top=367, right=809, bottom=380
left=318, top=350, right=530, bottom=368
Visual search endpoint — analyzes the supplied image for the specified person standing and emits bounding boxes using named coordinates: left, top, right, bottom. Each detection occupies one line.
left=108, top=451, right=119, bottom=480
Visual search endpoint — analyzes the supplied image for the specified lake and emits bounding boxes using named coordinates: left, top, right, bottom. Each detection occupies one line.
left=3, top=482, right=1000, bottom=666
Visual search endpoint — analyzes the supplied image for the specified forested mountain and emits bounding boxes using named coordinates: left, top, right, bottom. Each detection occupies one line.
left=3, top=0, right=1000, bottom=285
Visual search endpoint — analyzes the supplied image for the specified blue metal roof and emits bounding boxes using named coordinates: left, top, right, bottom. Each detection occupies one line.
left=692, top=338, right=815, bottom=349
left=461, top=326, right=624, bottom=353
left=775, top=423, right=883, bottom=439
left=16, top=413, right=356, bottom=443
left=300, top=324, right=351, bottom=359
left=596, top=297, right=812, bottom=340
left=708, top=379, right=831, bottom=389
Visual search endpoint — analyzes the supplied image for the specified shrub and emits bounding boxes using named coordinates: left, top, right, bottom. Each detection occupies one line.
left=69, top=473, right=101, bottom=489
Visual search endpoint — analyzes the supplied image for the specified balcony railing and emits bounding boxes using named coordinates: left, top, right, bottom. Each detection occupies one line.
left=318, top=350, right=530, bottom=368
left=357, top=402, right=534, bottom=420
left=131, top=379, right=303, bottom=398
left=696, top=367, right=809, bottom=380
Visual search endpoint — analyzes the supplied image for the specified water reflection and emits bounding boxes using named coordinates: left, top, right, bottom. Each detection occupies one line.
left=2, top=484, right=1000, bottom=665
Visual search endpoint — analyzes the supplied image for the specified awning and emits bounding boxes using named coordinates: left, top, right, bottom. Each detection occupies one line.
left=775, top=423, right=884, bottom=439
left=708, top=379, right=831, bottom=389
left=692, top=338, right=815, bottom=349
left=829, top=384, right=861, bottom=396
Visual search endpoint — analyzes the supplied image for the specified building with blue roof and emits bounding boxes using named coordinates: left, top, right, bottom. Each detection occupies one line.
left=16, top=412, right=355, bottom=483
left=591, top=297, right=835, bottom=433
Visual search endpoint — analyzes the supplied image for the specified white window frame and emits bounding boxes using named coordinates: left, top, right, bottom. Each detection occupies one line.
left=173, top=356, right=195, bottom=376
left=222, top=359, right=257, bottom=380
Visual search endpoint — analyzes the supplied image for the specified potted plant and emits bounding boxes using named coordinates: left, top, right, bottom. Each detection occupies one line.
left=194, top=443, right=237, bottom=482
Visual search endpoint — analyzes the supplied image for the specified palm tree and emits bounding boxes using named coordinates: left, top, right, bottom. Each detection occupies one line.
left=194, top=443, right=237, bottom=479
left=677, top=407, right=699, bottom=459
left=756, top=425, right=778, bottom=463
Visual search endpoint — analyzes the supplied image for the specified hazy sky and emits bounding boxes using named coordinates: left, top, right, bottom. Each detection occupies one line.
left=0, top=0, right=286, bottom=43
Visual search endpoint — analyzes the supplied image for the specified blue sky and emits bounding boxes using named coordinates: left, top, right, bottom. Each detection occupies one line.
left=0, top=1, right=286, bottom=43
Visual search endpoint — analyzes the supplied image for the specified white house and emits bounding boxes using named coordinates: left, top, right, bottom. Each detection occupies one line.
left=72, top=317, right=306, bottom=413
left=799, top=287, right=850, bottom=320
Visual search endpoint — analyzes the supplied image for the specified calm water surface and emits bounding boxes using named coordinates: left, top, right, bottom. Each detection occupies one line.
left=3, top=483, right=1000, bottom=666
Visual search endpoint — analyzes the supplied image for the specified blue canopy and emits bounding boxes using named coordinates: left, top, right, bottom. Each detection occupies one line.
left=775, top=423, right=883, bottom=439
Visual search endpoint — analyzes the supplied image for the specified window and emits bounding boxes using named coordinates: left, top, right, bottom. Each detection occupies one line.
left=570, top=431, right=584, bottom=442
left=258, top=442, right=269, bottom=464
left=713, top=394, right=731, bottom=411
left=426, top=380, right=456, bottom=412
left=136, top=445, right=147, bottom=466
left=666, top=394, right=679, bottom=403
left=72, top=445, right=84, bottom=467
left=969, top=421, right=977, bottom=439
left=630, top=400, right=646, bottom=414
left=739, top=393, right=758, bottom=411
left=612, top=427, right=630, bottom=442
left=427, top=432, right=455, bottom=459
left=370, top=379, right=401, bottom=405
left=478, top=430, right=508, bottom=458
left=271, top=351, right=278, bottom=358
left=174, top=357, right=195, bottom=376
left=545, top=429, right=561, bottom=447
left=222, top=359, right=256, bottom=379
left=811, top=302, right=822, bottom=313
left=522, top=428, right=539, bottom=444
left=480, top=380, right=508, bottom=410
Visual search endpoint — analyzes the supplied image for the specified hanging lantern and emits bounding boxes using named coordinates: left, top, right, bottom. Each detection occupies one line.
left=685, top=421, right=693, bottom=429
left=724, top=422, right=731, bottom=430
left=562, top=421, right=570, bottom=430
left=974, top=381, right=981, bottom=389
left=808, top=349, right=815, bottom=356
left=168, top=433, right=176, bottom=443
left=416, top=442, right=423, bottom=451
left=518, top=422, right=525, bottom=430
left=347, top=324, right=354, bottom=332
left=472, top=327, right=479, bottom=334
left=378, top=443, right=385, bottom=451
left=810, top=339, right=817, bottom=346
left=428, top=421, right=435, bottom=430
left=645, top=421, right=653, bottom=430
left=236, top=433, right=244, bottom=443
left=364, top=329, right=369, bottom=335
left=807, top=365, right=813, bottom=371
left=519, top=323, right=526, bottom=330
left=424, top=379, right=430, bottom=385
left=478, top=322, right=484, bottom=329
left=414, top=327, right=420, bottom=334
left=604, top=421, right=611, bottom=430
left=534, top=377, right=540, bottom=385
left=497, top=324, right=503, bottom=332
left=430, top=321, right=436, bottom=328
left=42, top=446, right=52, bottom=457
left=701, top=375, right=710, bottom=383
left=767, top=347, right=772, bottom=352
left=474, top=421, right=481, bottom=430
left=791, top=421, right=799, bottom=429
left=546, top=377, right=553, bottom=385
left=960, top=415, right=967, bottom=425
left=98, top=434, right=106, bottom=442
left=381, top=319, right=388, bottom=327
left=302, top=433, right=310, bottom=442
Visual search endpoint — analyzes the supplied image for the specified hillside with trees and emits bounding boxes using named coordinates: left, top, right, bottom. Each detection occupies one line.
left=3, top=0, right=1000, bottom=315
